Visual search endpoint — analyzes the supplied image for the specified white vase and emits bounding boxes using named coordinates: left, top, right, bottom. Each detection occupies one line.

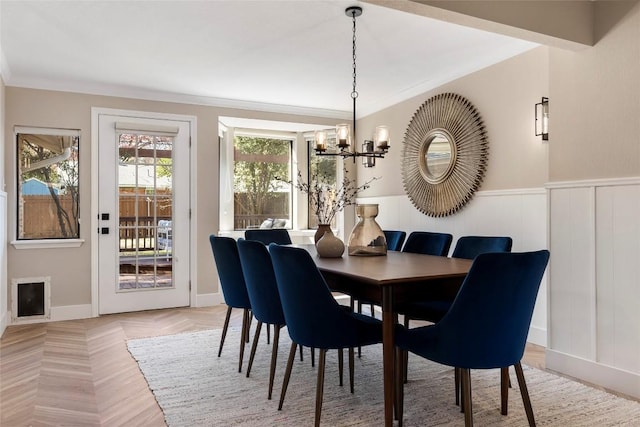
left=316, top=229, right=345, bottom=258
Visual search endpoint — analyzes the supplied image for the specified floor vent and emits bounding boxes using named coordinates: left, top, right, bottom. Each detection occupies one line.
left=12, top=276, right=51, bottom=323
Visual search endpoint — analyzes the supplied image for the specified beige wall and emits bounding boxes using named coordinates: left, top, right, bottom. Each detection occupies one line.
left=3, top=88, right=336, bottom=311
left=549, top=1, right=640, bottom=181
left=357, top=45, right=549, bottom=197
left=0, top=75, right=6, bottom=335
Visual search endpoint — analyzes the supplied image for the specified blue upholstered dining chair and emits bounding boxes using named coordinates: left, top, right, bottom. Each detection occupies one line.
left=269, top=244, right=383, bottom=427
left=401, top=236, right=513, bottom=326
left=395, top=250, right=550, bottom=427
left=244, top=228, right=292, bottom=245
left=398, top=235, right=513, bottom=399
left=237, top=239, right=310, bottom=400
left=383, top=230, right=407, bottom=251
left=208, top=235, right=252, bottom=373
left=402, top=231, right=453, bottom=256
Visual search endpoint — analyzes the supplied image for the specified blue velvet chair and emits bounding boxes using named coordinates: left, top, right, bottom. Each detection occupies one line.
left=269, top=244, right=383, bottom=427
left=244, top=228, right=292, bottom=245
left=208, top=235, right=252, bottom=373
left=402, top=231, right=453, bottom=256
left=395, top=250, right=550, bottom=427
left=237, top=239, right=312, bottom=400
left=401, top=236, right=513, bottom=325
left=383, top=230, right=407, bottom=251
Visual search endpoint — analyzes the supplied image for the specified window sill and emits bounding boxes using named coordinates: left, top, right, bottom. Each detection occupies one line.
left=11, top=239, right=85, bottom=250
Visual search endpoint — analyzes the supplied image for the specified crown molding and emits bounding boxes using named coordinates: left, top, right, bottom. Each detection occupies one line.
left=5, top=76, right=352, bottom=120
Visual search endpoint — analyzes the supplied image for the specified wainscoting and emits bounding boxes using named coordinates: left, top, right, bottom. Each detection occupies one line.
left=357, top=187, right=548, bottom=346
left=547, top=177, right=640, bottom=399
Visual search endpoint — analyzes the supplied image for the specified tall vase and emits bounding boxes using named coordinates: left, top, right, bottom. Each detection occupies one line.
left=314, top=224, right=332, bottom=244
left=347, top=204, right=387, bottom=256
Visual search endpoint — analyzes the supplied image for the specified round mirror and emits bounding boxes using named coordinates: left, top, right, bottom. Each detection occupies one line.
left=418, top=130, right=456, bottom=184
left=401, top=93, right=488, bottom=217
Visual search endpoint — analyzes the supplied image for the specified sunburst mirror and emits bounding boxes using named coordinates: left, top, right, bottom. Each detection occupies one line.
left=401, top=93, right=488, bottom=217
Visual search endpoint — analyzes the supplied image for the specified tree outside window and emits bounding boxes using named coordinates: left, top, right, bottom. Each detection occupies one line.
left=17, top=130, right=80, bottom=239
left=308, top=139, right=338, bottom=229
left=233, top=136, right=292, bottom=230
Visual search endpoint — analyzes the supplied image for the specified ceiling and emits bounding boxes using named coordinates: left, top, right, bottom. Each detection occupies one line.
left=0, top=1, right=537, bottom=120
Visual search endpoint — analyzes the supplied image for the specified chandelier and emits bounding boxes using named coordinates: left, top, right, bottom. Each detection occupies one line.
left=313, top=6, right=389, bottom=168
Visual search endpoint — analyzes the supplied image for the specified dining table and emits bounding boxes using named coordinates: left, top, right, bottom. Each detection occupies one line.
left=300, top=244, right=473, bottom=427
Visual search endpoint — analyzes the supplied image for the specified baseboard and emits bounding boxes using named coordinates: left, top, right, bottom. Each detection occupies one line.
left=546, top=349, right=640, bottom=400
left=527, top=325, right=547, bottom=347
left=8, top=303, right=93, bottom=325
left=194, top=293, right=223, bottom=307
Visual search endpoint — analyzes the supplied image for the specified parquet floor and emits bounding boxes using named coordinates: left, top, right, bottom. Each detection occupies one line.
left=0, top=305, right=546, bottom=426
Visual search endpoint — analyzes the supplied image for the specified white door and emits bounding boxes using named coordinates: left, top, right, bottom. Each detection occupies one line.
left=96, top=112, right=191, bottom=314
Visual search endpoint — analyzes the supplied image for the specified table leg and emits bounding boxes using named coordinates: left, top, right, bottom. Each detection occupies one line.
left=382, top=286, right=394, bottom=427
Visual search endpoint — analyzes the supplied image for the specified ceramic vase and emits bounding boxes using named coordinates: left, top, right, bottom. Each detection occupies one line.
left=314, top=224, right=332, bottom=244
left=347, top=204, right=387, bottom=256
left=316, top=229, right=345, bottom=258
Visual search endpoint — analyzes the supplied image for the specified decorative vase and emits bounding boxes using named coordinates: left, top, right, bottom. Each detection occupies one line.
left=315, top=229, right=345, bottom=258
left=347, top=204, right=387, bottom=256
left=314, top=224, right=332, bottom=244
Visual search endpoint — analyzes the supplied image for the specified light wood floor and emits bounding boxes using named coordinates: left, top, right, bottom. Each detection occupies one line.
left=1, top=304, right=545, bottom=426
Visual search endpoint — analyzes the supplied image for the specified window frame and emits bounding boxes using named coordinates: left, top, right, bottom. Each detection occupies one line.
left=13, top=126, right=83, bottom=248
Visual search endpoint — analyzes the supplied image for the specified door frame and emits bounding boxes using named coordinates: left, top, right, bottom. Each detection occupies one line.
left=90, top=107, right=198, bottom=317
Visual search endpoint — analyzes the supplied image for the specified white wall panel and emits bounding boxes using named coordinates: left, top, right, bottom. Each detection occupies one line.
left=595, top=184, right=640, bottom=373
left=358, top=188, right=548, bottom=346
left=548, top=178, right=640, bottom=399
left=548, top=187, right=595, bottom=358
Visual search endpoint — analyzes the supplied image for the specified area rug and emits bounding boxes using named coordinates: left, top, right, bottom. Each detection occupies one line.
left=128, top=329, right=640, bottom=426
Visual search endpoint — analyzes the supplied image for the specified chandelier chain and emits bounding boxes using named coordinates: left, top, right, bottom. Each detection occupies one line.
left=351, top=9, right=358, bottom=100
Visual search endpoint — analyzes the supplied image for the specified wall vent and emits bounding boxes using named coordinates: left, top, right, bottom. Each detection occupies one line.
left=11, top=276, right=51, bottom=323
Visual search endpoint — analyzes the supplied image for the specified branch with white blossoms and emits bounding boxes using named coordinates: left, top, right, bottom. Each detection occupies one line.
left=283, top=168, right=380, bottom=225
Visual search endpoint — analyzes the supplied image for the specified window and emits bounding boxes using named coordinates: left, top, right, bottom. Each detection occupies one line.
left=308, top=138, right=338, bottom=229
left=16, top=127, right=80, bottom=240
left=233, top=135, right=292, bottom=230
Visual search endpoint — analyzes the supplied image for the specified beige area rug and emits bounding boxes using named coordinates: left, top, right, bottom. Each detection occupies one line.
left=128, top=329, right=640, bottom=426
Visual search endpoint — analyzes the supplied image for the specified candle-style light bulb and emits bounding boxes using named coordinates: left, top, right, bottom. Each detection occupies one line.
left=315, top=130, right=328, bottom=152
left=375, top=125, right=390, bottom=150
left=336, top=124, right=351, bottom=150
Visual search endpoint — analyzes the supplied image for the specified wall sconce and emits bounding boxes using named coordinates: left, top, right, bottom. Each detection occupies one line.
left=535, top=97, right=549, bottom=141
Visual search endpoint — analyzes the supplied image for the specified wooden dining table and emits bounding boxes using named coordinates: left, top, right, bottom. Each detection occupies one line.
left=301, top=245, right=473, bottom=427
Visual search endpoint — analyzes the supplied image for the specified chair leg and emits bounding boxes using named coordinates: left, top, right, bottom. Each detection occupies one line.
left=315, top=349, right=327, bottom=427
left=348, top=347, right=355, bottom=393
left=514, top=362, right=536, bottom=427
left=246, top=321, right=263, bottom=377
left=370, top=304, right=375, bottom=317
left=357, top=302, right=362, bottom=358
left=311, top=347, right=315, bottom=367
left=266, top=323, right=271, bottom=344
left=278, top=341, right=298, bottom=410
left=461, top=368, right=473, bottom=427
left=218, top=306, right=232, bottom=357
left=238, top=308, right=250, bottom=373
left=299, top=344, right=304, bottom=362
left=338, top=348, right=344, bottom=386
left=246, top=311, right=252, bottom=342
left=501, top=366, right=510, bottom=415
left=267, top=325, right=281, bottom=400
left=403, top=316, right=409, bottom=384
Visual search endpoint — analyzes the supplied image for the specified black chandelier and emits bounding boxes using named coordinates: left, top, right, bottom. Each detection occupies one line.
left=313, top=6, right=390, bottom=168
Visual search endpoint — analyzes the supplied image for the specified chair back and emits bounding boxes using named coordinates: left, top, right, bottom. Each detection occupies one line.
left=452, top=236, right=512, bottom=260
left=435, top=250, right=550, bottom=369
left=237, top=239, right=285, bottom=326
left=208, top=235, right=251, bottom=309
left=402, top=231, right=453, bottom=256
left=269, top=244, right=370, bottom=349
left=244, top=229, right=292, bottom=245
left=383, top=230, right=407, bottom=251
